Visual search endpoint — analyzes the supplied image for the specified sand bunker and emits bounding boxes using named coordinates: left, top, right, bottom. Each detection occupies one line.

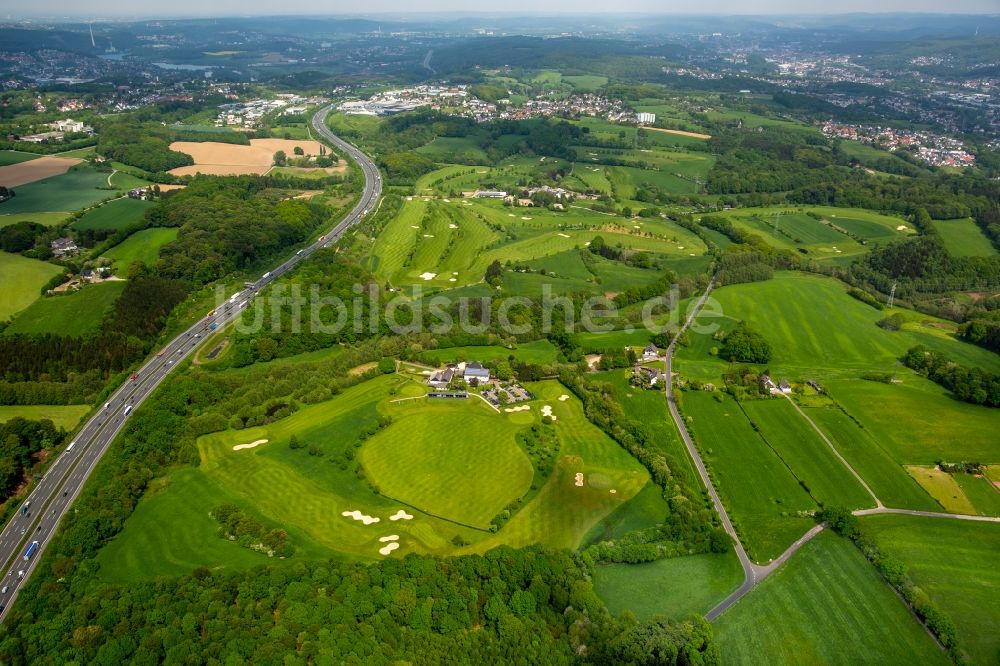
left=896, top=225, right=908, bottom=231
left=342, top=510, right=380, bottom=525
left=419, top=272, right=437, bottom=280
left=557, top=233, right=570, bottom=238
left=379, top=542, right=400, bottom=556
left=379, top=535, right=400, bottom=542
left=233, top=439, right=268, bottom=451
left=443, top=198, right=451, bottom=203
left=558, top=394, right=569, bottom=402
left=390, top=509, right=414, bottom=521
left=0, top=156, right=82, bottom=187
left=521, top=216, right=532, bottom=220
left=541, top=405, right=557, bottom=421
left=575, top=472, right=585, bottom=487
left=449, top=223, right=458, bottom=229
left=504, top=405, right=530, bottom=413
left=169, top=138, right=328, bottom=177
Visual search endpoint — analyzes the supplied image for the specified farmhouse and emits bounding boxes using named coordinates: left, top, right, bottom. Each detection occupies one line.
left=427, top=367, right=456, bottom=389
left=632, top=365, right=663, bottom=388
left=642, top=343, right=659, bottom=361
left=760, top=374, right=777, bottom=392
left=778, top=379, right=792, bottom=394
left=50, top=237, right=78, bottom=258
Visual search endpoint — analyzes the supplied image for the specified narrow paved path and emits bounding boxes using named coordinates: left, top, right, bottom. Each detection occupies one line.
left=662, top=280, right=827, bottom=620
left=854, top=507, right=1000, bottom=523
left=782, top=394, right=883, bottom=508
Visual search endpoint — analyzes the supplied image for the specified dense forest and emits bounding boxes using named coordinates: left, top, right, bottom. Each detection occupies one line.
left=0, top=418, right=64, bottom=504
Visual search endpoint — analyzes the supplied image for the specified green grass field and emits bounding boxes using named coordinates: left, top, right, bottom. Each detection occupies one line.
left=683, top=391, right=816, bottom=562
left=0, top=404, right=90, bottom=430
left=930, top=218, right=997, bottom=257
left=0, top=168, right=113, bottom=214
left=416, top=136, right=489, bottom=163
left=0, top=150, right=40, bottom=166
left=103, top=227, right=178, bottom=269
left=827, top=377, right=1000, bottom=465
left=905, top=466, right=978, bottom=514
left=361, top=404, right=534, bottom=528
left=715, top=530, right=948, bottom=665
left=859, top=514, right=1000, bottom=665
left=563, top=74, right=608, bottom=90
left=4, top=280, right=125, bottom=335
left=420, top=340, right=559, bottom=366
left=595, top=552, right=744, bottom=621
left=739, top=399, right=875, bottom=509
left=0, top=211, right=69, bottom=229
left=804, top=406, right=939, bottom=511
left=72, top=198, right=155, bottom=231
left=0, top=251, right=63, bottom=321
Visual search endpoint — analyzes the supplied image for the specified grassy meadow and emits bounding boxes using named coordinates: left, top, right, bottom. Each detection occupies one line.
left=72, top=197, right=154, bottom=231
left=714, top=531, right=949, bottom=665
left=860, top=515, right=1000, bottom=665
left=103, top=227, right=179, bottom=269
left=0, top=404, right=90, bottom=430
left=4, top=281, right=125, bottom=335
left=0, top=250, right=63, bottom=321
left=0, top=168, right=113, bottom=214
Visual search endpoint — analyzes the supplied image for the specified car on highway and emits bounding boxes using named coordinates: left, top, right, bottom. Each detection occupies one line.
left=156, top=351, right=165, bottom=357
left=318, top=235, right=325, bottom=241
left=130, top=373, right=138, bottom=382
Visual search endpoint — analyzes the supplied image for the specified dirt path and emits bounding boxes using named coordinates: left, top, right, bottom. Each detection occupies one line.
left=644, top=127, right=712, bottom=140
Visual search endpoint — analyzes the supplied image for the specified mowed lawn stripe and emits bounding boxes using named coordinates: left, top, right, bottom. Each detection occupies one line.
left=740, top=399, right=874, bottom=509
left=684, top=391, right=816, bottom=562
left=805, top=407, right=939, bottom=511
left=714, top=531, right=949, bottom=665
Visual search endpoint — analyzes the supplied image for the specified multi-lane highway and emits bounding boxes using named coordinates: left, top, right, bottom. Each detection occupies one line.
left=0, top=104, right=381, bottom=622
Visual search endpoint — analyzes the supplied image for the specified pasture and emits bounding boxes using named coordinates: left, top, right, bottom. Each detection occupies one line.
left=930, top=217, right=996, bottom=257
left=683, top=391, right=817, bottom=562
left=416, top=136, right=489, bottom=163
left=4, top=281, right=126, bottom=335
left=594, top=552, right=743, bottom=621
left=0, top=251, right=63, bottom=321
left=0, top=168, right=113, bottom=215
left=860, top=514, right=1000, bottom=665
left=0, top=151, right=39, bottom=166
left=0, top=405, right=90, bottom=431
left=905, top=466, right=977, bottom=514
left=804, top=406, right=939, bottom=511
left=0, top=212, right=67, bottom=229
left=419, top=340, right=558, bottom=366
left=71, top=197, right=154, bottom=231
left=826, top=377, right=1000, bottom=465
left=103, top=227, right=179, bottom=269
left=740, top=398, right=875, bottom=509
left=714, top=531, right=949, bottom=665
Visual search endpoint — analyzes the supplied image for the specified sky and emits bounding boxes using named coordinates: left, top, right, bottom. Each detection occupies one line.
left=4, top=0, right=999, bottom=18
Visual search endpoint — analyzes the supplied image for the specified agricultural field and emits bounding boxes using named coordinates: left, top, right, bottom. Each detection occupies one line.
left=4, top=281, right=126, bottom=336
left=679, top=272, right=1000, bottom=378
left=0, top=404, right=90, bottom=431
left=0, top=211, right=67, bottom=229
left=739, top=399, right=875, bottom=509
left=683, top=391, right=817, bottom=562
left=71, top=197, right=155, bottom=231
left=594, top=552, right=744, bottom=621
left=103, top=227, right=179, bottom=270
left=419, top=340, right=559, bottom=366
left=95, top=376, right=650, bottom=578
left=168, top=138, right=326, bottom=177
left=0, top=155, right=82, bottom=188
left=416, top=136, right=489, bottom=163
left=826, top=377, right=1000, bottom=465
left=904, top=466, right=1000, bottom=516
left=859, top=515, right=1000, bottom=665
left=714, top=531, right=949, bottom=665
left=0, top=150, right=40, bottom=166
left=804, top=406, right=939, bottom=511
left=0, top=250, right=63, bottom=321
left=930, top=217, right=997, bottom=257
left=0, top=167, right=113, bottom=215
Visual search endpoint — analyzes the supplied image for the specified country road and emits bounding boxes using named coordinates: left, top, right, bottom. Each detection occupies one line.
left=0, top=104, right=381, bottom=623
left=662, top=280, right=825, bottom=621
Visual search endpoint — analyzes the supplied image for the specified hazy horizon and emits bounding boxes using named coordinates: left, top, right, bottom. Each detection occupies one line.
left=3, top=1, right=999, bottom=19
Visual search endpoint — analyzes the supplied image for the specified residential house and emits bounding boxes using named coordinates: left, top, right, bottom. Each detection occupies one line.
left=642, top=343, right=659, bottom=361
left=760, top=374, right=777, bottom=392
left=778, top=380, right=792, bottom=394
left=427, top=367, right=455, bottom=389
left=51, top=237, right=78, bottom=258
